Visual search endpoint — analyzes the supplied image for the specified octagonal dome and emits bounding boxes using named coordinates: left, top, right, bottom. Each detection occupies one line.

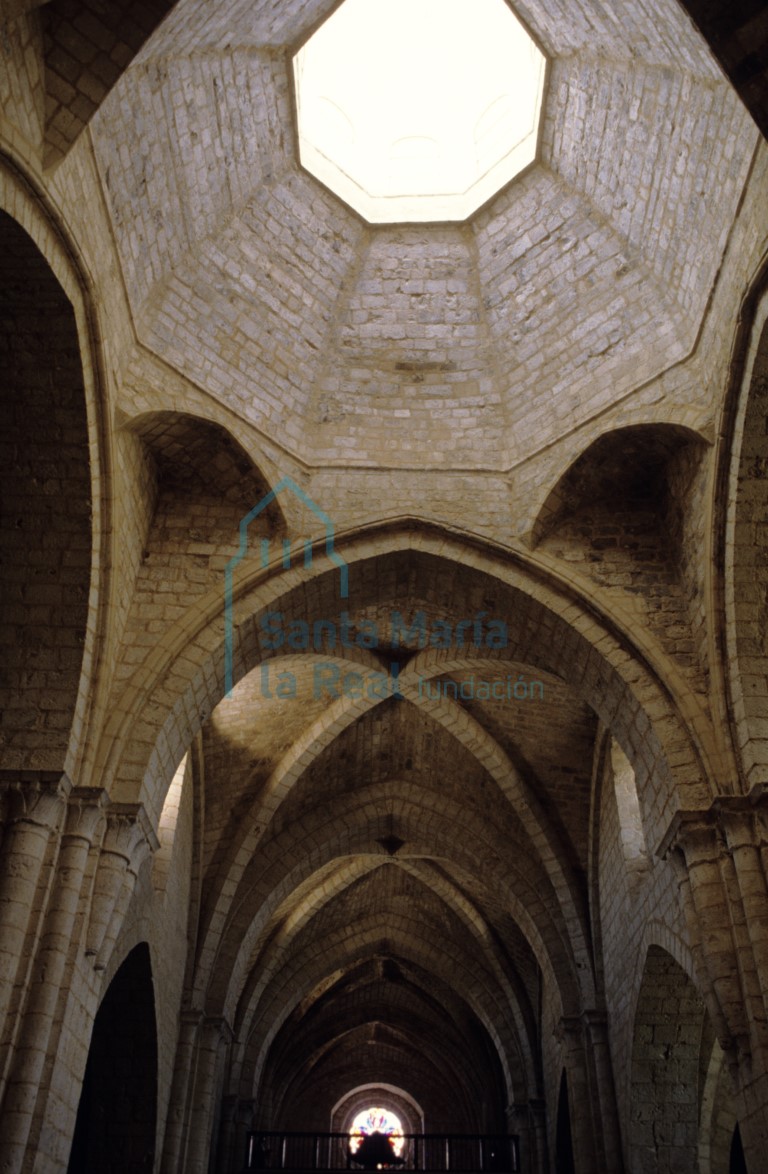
left=292, top=0, right=547, bottom=223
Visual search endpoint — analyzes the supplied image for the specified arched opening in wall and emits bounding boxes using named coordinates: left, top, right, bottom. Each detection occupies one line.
left=152, top=751, right=188, bottom=894
left=531, top=423, right=710, bottom=688
left=730, top=1125, right=747, bottom=1174
left=727, top=311, right=768, bottom=792
left=124, top=410, right=285, bottom=554
left=629, top=945, right=715, bottom=1173
left=331, top=1086, right=422, bottom=1137
left=66, top=943, right=157, bottom=1174
left=554, top=1070, right=575, bottom=1174
left=0, top=209, right=91, bottom=773
left=698, top=1036, right=746, bottom=1173
left=610, top=739, right=649, bottom=880
left=117, top=412, right=285, bottom=717
left=325, top=1085, right=422, bottom=1167
left=348, top=1106, right=405, bottom=1161
left=257, top=932, right=510, bottom=1140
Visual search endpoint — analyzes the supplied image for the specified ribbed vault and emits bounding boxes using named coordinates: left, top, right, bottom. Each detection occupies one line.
left=90, top=0, right=758, bottom=469
left=3, top=0, right=768, bottom=1168
left=102, top=523, right=721, bottom=1146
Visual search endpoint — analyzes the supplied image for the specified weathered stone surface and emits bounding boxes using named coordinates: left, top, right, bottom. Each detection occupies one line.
left=1, top=1, right=768, bottom=1171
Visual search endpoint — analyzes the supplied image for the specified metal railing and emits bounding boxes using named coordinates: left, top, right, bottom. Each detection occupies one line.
left=245, top=1132, right=519, bottom=1173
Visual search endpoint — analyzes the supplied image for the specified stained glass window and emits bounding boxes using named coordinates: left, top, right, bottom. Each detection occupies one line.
left=349, top=1107, right=405, bottom=1157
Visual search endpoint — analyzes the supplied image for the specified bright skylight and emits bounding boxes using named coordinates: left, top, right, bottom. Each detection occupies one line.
left=292, top=0, right=547, bottom=223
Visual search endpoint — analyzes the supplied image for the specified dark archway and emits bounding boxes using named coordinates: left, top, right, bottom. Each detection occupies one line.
left=730, top=1124, right=748, bottom=1174
left=67, top=943, right=158, bottom=1174
left=629, top=946, right=709, bottom=1173
left=726, top=313, right=768, bottom=792
left=0, top=209, right=91, bottom=773
left=555, top=1070, right=575, bottom=1174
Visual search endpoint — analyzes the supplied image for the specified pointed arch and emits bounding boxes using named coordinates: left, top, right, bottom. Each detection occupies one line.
left=0, top=157, right=110, bottom=782
left=67, top=943, right=158, bottom=1174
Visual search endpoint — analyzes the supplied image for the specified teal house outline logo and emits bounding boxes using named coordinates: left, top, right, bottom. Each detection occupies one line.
left=224, top=476, right=348, bottom=697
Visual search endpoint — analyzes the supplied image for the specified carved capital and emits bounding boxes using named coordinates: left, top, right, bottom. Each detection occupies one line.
left=64, top=786, right=109, bottom=843
left=236, top=1099, right=255, bottom=1126
left=580, top=1008, right=609, bottom=1044
left=527, top=1098, right=546, bottom=1123
left=84, top=804, right=158, bottom=964
left=180, top=1007, right=206, bottom=1028
left=220, top=1094, right=239, bottom=1123
left=554, top=1015, right=582, bottom=1044
left=0, top=770, right=71, bottom=831
left=102, top=802, right=159, bottom=870
left=204, top=1015, right=234, bottom=1044
left=661, top=794, right=768, bottom=863
left=710, top=795, right=759, bottom=851
left=658, top=809, right=722, bottom=866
